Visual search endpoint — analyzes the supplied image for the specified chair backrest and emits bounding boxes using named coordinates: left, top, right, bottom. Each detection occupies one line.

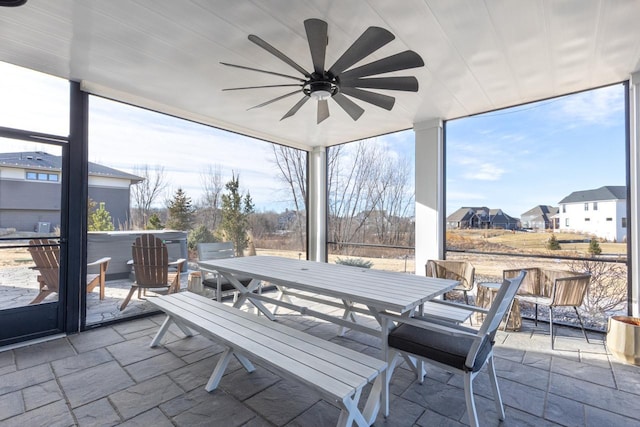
left=131, top=234, right=169, bottom=287
left=426, top=259, right=475, bottom=291
left=504, top=267, right=540, bottom=295
left=197, top=242, right=235, bottom=261
left=28, top=238, right=60, bottom=288
left=466, top=270, right=526, bottom=368
left=549, top=272, right=591, bottom=307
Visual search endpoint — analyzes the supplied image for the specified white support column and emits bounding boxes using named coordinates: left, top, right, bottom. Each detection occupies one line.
left=308, top=146, right=327, bottom=262
left=414, top=119, right=444, bottom=275
left=629, top=72, right=640, bottom=317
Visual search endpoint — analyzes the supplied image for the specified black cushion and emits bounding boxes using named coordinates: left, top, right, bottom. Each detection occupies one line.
left=202, top=275, right=253, bottom=292
left=388, top=321, right=493, bottom=372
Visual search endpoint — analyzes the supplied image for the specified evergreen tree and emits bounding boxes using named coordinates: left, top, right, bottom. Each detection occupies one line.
left=146, top=213, right=163, bottom=230
left=220, top=173, right=254, bottom=256
left=88, top=202, right=115, bottom=231
left=588, top=238, right=602, bottom=255
left=165, top=188, right=195, bottom=231
left=546, top=233, right=561, bottom=250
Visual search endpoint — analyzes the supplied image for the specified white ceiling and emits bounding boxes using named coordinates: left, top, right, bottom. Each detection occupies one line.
left=1, top=0, right=639, bottom=150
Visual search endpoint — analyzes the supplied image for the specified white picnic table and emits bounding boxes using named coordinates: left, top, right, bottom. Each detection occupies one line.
left=197, top=256, right=458, bottom=338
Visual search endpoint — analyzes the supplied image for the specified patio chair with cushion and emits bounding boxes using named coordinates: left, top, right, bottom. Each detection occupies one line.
left=120, top=234, right=186, bottom=311
left=426, top=259, right=475, bottom=305
left=381, top=270, right=526, bottom=427
left=28, top=238, right=110, bottom=304
left=197, top=242, right=253, bottom=302
left=503, top=267, right=591, bottom=349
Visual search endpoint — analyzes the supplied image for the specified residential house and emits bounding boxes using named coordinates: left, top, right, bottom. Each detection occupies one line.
left=521, top=205, right=559, bottom=230
left=0, top=151, right=142, bottom=232
left=558, top=186, right=627, bottom=241
left=446, top=207, right=519, bottom=230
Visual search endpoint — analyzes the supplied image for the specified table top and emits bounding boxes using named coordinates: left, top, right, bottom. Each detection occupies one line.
left=199, top=256, right=458, bottom=314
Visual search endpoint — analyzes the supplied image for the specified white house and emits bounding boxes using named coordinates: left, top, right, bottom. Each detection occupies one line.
left=557, top=186, right=627, bottom=242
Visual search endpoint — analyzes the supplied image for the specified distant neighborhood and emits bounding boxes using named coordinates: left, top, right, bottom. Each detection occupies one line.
left=447, top=185, right=627, bottom=242
left=0, top=153, right=627, bottom=243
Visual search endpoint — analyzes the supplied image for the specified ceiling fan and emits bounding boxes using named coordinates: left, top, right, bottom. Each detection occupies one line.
left=221, top=19, right=424, bottom=124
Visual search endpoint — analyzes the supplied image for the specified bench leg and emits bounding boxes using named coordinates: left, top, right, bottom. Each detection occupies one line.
left=337, top=387, right=373, bottom=427
left=362, top=373, right=384, bottom=424
left=205, top=347, right=256, bottom=392
left=150, top=316, right=193, bottom=348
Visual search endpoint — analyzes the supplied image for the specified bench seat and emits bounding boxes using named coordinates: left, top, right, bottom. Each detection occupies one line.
left=148, top=292, right=387, bottom=427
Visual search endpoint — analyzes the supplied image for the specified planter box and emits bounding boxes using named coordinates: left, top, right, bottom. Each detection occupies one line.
left=607, top=315, right=640, bottom=366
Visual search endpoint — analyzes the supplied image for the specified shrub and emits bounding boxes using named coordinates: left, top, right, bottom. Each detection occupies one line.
left=588, top=239, right=602, bottom=256
left=546, top=234, right=561, bottom=250
left=335, top=257, right=373, bottom=268
left=188, top=224, right=217, bottom=251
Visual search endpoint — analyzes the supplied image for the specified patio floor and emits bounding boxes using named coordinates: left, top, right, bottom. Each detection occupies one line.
left=1, top=294, right=640, bottom=427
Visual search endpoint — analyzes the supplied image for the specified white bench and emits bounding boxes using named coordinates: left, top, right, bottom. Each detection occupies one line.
left=148, top=292, right=387, bottom=427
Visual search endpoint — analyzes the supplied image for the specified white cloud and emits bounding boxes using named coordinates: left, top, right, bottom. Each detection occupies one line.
left=556, top=84, right=624, bottom=125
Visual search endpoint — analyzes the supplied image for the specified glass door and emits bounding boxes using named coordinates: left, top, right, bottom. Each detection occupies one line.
left=0, top=139, right=67, bottom=346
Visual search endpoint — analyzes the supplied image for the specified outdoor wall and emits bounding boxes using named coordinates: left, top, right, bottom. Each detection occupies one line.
left=0, top=179, right=61, bottom=231
left=87, top=230, right=188, bottom=279
left=88, top=186, right=131, bottom=229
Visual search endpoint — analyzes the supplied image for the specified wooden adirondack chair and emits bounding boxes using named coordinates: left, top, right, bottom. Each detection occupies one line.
left=28, top=239, right=111, bottom=304
left=121, top=234, right=186, bottom=311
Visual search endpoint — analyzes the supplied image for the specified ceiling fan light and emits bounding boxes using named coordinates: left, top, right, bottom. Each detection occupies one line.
left=0, top=0, right=27, bottom=6
left=311, top=90, right=331, bottom=101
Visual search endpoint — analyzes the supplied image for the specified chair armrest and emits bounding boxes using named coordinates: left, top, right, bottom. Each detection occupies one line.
left=87, top=257, right=111, bottom=267
left=378, top=312, right=477, bottom=339
left=169, top=258, right=187, bottom=273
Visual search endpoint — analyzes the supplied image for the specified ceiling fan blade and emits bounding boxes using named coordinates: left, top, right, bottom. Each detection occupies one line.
left=340, top=76, right=418, bottom=92
left=340, top=50, right=424, bottom=79
left=223, top=84, right=303, bottom=91
left=248, top=34, right=310, bottom=77
left=281, top=96, right=310, bottom=120
left=329, top=26, right=395, bottom=76
left=317, top=99, right=330, bottom=123
left=333, top=93, right=364, bottom=121
left=340, top=87, right=395, bottom=110
left=305, top=19, right=328, bottom=75
left=220, top=62, right=305, bottom=82
left=248, top=90, right=301, bottom=110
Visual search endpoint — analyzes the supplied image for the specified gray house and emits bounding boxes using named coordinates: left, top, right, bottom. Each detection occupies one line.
left=0, top=151, right=142, bottom=232
left=521, top=205, right=559, bottom=230
left=446, top=206, right=519, bottom=230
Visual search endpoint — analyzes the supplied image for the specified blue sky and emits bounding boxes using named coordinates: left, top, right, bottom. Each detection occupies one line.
left=444, top=84, right=626, bottom=217
left=0, top=62, right=627, bottom=217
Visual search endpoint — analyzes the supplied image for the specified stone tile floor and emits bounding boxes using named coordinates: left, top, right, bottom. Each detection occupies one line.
left=1, top=296, right=640, bottom=427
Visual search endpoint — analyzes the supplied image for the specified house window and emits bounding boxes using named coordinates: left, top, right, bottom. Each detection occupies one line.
left=622, top=217, right=627, bottom=228
left=585, top=218, right=590, bottom=222
left=593, top=202, right=598, bottom=210
left=26, top=171, right=59, bottom=182
left=606, top=217, right=613, bottom=221
left=584, top=203, right=589, bottom=211
left=562, top=205, right=566, bottom=213
left=565, top=218, right=570, bottom=227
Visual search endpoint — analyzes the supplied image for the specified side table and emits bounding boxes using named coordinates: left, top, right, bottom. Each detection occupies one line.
left=476, top=282, right=522, bottom=331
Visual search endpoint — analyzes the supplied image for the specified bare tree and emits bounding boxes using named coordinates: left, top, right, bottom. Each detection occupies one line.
left=199, top=164, right=224, bottom=231
left=271, top=145, right=307, bottom=251
left=130, top=164, right=167, bottom=229
left=570, top=259, right=628, bottom=318
left=328, top=141, right=384, bottom=253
